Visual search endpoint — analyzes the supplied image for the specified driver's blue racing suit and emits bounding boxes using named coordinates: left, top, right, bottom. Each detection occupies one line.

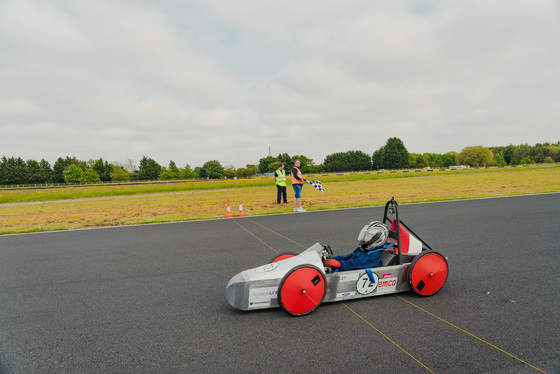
left=332, top=247, right=383, bottom=271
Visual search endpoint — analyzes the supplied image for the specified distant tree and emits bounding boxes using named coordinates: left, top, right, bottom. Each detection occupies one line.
left=168, top=161, right=180, bottom=179
left=534, top=142, right=560, bottom=163
left=245, top=164, right=258, bottom=177
left=137, top=156, right=162, bottom=180
left=258, top=156, right=279, bottom=174
left=456, top=146, right=495, bottom=167
left=0, top=157, right=27, bottom=184
left=291, top=155, right=318, bottom=173
left=442, top=152, right=456, bottom=167
left=502, top=145, right=515, bottom=164
left=110, top=166, right=131, bottom=182
left=0, top=157, right=53, bottom=185
left=323, top=150, right=371, bottom=172
left=277, top=153, right=293, bottom=167
left=91, top=158, right=113, bottom=182
left=513, top=144, right=533, bottom=165
left=63, top=164, right=84, bottom=183
left=544, top=156, right=554, bottom=163
left=383, top=137, right=409, bottom=169
left=223, top=165, right=236, bottom=179
left=258, top=153, right=317, bottom=173
left=0, top=157, right=7, bottom=183
left=550, top=142, right=560, bottom=162
left=415, top=154, right=427, bottom=168
left=81, top=168, right=101, bottom=183
left=494, top=153, right=507, bottom=166
left=531, top=143, right=551, bottom=163
left=491, top=145, right=515, bottom=165
left=38, top=159, right=53, bottom=183
left=409, top=151, right=455, bottom=168
left=53, top=156, right=86, bottom=183
left=519, top=156, right=536, bottom=164
left=372, top=138, right=409, bottom=170
left=194, top=166, right=205, bottom=178
left=408, top=153, right=418, bottom=168
left=179, top=164, right=198, bottom=179
left=268, top=161, right=281, bottom=173
left=421, top=153, right=433, bottom=167
left=157, top=167, right=172, bottom=180
left=154, top=161, right=180, bottom=180
left=25, top=160, right=43, bottom=184
left=371, top=147, right=385, bottom=170
left=52, top=158, right=67, bottom=183
left=235, top=168, right=249, bottom=178
left=202, top=160, right=224, bottom=179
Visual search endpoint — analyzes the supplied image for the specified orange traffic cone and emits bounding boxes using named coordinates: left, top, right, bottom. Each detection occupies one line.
left=225, top=199, right=234, bottom=218
left=237, top=202, right=246, bottom=217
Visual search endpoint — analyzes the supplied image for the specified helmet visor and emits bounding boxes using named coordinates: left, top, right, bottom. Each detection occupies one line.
left=357, top=224, right=373, bottom=242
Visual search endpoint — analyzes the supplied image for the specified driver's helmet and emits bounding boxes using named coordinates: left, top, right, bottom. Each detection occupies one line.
left=358, top=221, right=389, bottom=252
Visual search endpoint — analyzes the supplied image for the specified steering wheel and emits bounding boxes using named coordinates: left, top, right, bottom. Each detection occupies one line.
left=322, top=244, right=333, bottom=258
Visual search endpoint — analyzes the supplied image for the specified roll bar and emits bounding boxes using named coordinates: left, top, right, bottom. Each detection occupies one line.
left=382, top=197, right=432, bottom=265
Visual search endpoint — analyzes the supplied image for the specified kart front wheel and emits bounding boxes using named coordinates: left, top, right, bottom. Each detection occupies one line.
left=278, top=265, right=326, bottom=316
left=270, top=252, right=296, bottom=263
left=408, top=251, right=448, bottom=297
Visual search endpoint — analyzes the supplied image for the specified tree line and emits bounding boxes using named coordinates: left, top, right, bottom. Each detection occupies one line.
left=1, top=139, right=558, bottom=185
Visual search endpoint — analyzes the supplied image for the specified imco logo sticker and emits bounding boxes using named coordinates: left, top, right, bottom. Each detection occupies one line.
left=377, top=278, right=398, bottom=294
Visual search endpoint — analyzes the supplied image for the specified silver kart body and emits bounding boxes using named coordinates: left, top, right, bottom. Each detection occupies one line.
left=226, top=243, right=415, bottom=312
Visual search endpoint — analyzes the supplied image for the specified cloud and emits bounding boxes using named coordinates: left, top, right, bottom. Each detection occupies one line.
left=0, top=0, right=559, bottom=169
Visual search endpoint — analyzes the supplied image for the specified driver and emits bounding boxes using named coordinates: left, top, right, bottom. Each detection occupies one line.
left=322, top=221, right=388, bottom=271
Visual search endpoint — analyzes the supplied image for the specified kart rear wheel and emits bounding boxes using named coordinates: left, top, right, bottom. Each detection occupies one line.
left=278, top=265, right=326, bottom=316
left=270, top=252, right=297, bottom=263
left=408, top=251, right=448, bottom=297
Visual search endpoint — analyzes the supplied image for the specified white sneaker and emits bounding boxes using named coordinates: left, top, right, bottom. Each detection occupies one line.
left=297, top=207, right=307, bottom=212
left=293, top=208, right=298, bottom=212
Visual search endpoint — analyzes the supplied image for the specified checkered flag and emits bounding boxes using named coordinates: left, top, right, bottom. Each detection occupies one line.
left=305, top=179, right=325, bottom=192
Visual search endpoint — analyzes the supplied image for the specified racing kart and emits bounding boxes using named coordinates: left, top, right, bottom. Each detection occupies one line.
left=226, top=198, right=449, bottom=316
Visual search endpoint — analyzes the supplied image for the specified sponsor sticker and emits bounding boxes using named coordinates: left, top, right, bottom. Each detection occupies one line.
left=382, top=273, right=393, bottom=278
left=376, top=277, right=398, bottom=293
left=249, top=287, right=277, bottom=299
left=254, top=263, right=279, bottom=273
left=249, top=300, right=271, bottom=307
left=248, top=287, right=278, bottom=308
left=336, top=291, right=356, bottom=298
left=339, top=273, right=360, bottom=282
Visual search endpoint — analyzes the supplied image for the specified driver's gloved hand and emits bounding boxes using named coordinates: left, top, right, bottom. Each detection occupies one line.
left=323, top=258, right=341, bottom=268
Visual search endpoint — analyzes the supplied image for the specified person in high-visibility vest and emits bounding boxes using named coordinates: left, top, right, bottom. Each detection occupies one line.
left=274, top=163, right=287, bottom=204
left=291, top=159, right=306, bottom=212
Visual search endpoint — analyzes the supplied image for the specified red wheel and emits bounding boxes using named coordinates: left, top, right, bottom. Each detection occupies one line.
left=278, top=265, right=326, bottom=316
left=408, top=251, right=448, bottom=296
left=271, top=252, right=296, bottom=263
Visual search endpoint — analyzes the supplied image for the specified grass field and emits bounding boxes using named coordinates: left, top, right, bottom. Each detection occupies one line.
left=1, top=165, right=559, bottom=235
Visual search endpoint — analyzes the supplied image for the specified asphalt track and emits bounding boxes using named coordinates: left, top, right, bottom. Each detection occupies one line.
left=0, top=194, right=558, bottom=374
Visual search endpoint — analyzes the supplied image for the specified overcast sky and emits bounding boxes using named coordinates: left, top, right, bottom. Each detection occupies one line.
left=1, top=0, right=559, bottom=169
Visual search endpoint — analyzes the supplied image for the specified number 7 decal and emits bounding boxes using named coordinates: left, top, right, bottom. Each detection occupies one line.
left=357, top=272, right=379, bottom=295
